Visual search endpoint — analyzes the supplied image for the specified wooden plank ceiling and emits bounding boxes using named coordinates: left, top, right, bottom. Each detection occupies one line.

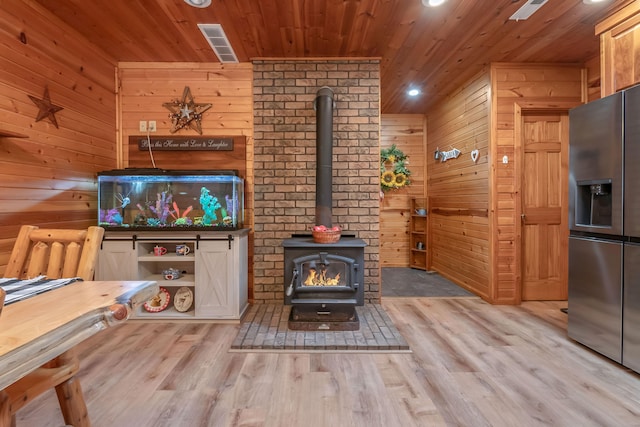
left=32, top=0, right=633, bottom=114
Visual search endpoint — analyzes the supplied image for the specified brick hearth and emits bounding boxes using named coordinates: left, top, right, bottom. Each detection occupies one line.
left=231, top=304, right=409, bottom=352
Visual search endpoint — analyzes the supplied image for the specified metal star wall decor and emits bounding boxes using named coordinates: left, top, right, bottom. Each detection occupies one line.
left=162, top=86, right=212, bottom=134
left=28, top=86, right=63, bottom=128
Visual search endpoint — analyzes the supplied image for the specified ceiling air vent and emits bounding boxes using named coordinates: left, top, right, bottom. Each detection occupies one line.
left=509, top=0, right=549, bottom=21
left=197, top=24, right=238, bottom=63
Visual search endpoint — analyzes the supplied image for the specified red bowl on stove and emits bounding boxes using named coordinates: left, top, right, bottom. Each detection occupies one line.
left=312, top=229, right=341, bottom=244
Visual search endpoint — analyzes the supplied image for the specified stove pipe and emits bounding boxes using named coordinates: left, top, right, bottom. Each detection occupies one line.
left=314, top=86, right=334, bottom=228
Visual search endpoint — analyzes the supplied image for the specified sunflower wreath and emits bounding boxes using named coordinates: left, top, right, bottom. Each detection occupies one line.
left=380, top=144, right=411, bottom=192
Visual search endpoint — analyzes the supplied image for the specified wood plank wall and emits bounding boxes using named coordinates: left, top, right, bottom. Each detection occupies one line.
left=118, top=63, right=253, bottom=173
left=117, top=62, right=255, bottom=297
left=426, top=64, right=584, bottom=304
left=380, top=115, right=426, bottom=267
left=489, top=63, right=583, bottom=304
left=425, top=71, right=491, bottom=299
left=0, top=2, right=117, bottom=276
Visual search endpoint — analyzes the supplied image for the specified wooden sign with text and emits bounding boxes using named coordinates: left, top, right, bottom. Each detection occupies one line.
left=132, top=136, right=234, bottom=151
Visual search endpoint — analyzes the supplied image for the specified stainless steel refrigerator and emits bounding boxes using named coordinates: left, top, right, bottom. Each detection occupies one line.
left=568, top=84, right=640, bottom=372
left=623, top=84, right=640, bottom=373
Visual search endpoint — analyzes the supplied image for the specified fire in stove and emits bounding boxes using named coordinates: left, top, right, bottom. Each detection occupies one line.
left=302, top=255, right=344, bottom=286
left=303, top=267, right=340, bottom=287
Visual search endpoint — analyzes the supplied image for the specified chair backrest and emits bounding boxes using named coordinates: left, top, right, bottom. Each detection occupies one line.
left=4, top=225, right=105, bottom=281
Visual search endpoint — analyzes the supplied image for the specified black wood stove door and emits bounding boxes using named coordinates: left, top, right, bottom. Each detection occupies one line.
left=282, top=236, right=366, bottom=306
left=290, top=252, right=358, bottom=302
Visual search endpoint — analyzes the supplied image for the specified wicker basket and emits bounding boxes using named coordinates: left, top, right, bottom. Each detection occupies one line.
left=312, top=229, right=341, bottom=244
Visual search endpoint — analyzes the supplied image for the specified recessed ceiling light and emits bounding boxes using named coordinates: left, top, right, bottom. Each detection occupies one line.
left=407, top=88, right=421, bottom=97
left=184, top=0, right=211, bottom=8
left=583, top=0, right=608, bottom=3
left=422, top=0, right=447, bottom=6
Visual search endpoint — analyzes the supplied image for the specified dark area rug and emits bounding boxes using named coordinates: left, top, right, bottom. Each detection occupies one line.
left=382, top=267, right=476, bottom=297
left=231, top=303, right=410, bottom=352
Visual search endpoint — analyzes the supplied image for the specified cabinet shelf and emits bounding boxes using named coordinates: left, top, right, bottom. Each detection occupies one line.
left=135, top=305, right=196, bottom=319
left=141, top=274, right=195, bottom=286
left=138, top=254, right=195, bottom=262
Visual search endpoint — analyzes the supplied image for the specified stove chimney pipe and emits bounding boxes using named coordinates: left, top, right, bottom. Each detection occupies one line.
left=314, top=86, right=334, bottom=228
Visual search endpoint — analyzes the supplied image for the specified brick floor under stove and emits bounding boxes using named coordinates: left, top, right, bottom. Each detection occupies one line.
left=230, top=303, right=410, bottom=352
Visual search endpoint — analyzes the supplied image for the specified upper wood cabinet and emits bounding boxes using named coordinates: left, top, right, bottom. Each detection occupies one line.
left=597, top=2, right=640, bottom=96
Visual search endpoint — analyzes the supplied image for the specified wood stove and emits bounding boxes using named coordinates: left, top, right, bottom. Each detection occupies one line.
left=283, top=235, right=366, bottom=330
left=281, top=86, right=366, bottom=330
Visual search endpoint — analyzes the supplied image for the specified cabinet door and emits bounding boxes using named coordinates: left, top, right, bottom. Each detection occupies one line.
left=96, top=241, right=137, bottom=280
left=195, top=240, right=234, bottom=317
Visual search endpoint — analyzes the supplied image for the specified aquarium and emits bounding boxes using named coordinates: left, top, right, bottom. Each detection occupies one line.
left=97, top=169, right=244, bottom=231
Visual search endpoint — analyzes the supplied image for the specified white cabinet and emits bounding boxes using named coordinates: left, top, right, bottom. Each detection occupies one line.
left=196, top=237, right=248, bottom=319
left=95, top=240, right=137, bottom=280
left=96, top=230, right=249, bottom=320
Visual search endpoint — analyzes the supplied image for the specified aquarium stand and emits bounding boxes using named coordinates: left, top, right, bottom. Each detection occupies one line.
left=95, top=229, right=249, bottom=321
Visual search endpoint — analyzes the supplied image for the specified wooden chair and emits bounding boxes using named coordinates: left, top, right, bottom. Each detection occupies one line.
left=0, top=225, right=104, bottom=427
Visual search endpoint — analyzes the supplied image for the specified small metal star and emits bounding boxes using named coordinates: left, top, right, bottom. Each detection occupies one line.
left=180, top=105, right=193, bottom=119
left=28, top=86, right=63, bottom=128
left=162, top=86, right=211, bottom=134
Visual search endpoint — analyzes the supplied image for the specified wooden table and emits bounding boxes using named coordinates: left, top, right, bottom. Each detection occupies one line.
left=0, top=280, right=158, bottom=391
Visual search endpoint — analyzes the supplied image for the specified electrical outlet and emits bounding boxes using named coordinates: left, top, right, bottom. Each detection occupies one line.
left=139, top=120, right=147, bottom=132
left=148, top=121, right=157, bottom=132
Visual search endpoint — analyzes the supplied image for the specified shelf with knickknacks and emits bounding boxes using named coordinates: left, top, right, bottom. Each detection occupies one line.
left=410, top=197, right=429, bottom=270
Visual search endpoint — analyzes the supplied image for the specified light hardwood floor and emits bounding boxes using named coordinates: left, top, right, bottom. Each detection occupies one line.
left=17, top=297, right=640, bottom=426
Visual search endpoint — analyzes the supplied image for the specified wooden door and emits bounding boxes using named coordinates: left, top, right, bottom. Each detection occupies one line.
left=520, top=112, right=569, bottom=301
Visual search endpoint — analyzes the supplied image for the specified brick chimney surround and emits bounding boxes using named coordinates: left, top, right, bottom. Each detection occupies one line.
left=252, top=59, right=381, bottom=304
